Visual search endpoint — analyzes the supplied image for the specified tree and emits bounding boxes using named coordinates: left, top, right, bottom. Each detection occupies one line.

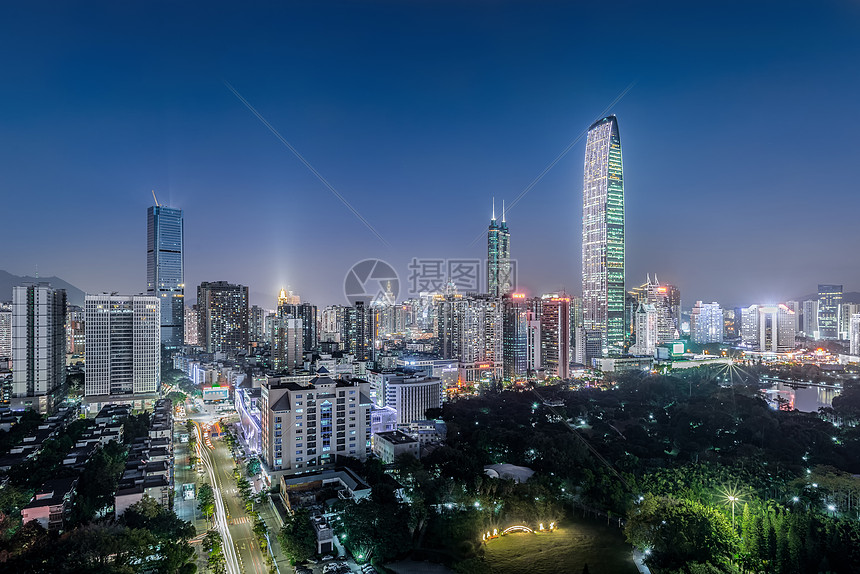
left=167, top=391, right=187, bottom=406
left=203, top=529, right=226, bottom=574
left=625, top=495, right=739, bottom=570
left=198, top=483, right=215, bottom=520
left=246, top=457, right=261, bottom=476
left=278, top=508, right=317, bottom=563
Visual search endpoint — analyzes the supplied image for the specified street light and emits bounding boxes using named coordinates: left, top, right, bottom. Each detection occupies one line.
left=727, top=496, right=738, bottom=529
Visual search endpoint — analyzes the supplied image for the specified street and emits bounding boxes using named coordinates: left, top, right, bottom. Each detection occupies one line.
left=189, top=400, right=272, bottom=574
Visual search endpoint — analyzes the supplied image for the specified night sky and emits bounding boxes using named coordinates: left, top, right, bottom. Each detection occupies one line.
left=3, top=1, right=859, bottom=309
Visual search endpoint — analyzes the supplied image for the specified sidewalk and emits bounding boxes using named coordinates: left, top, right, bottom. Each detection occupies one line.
left=173, top=433, right=209, bottom=535
left=258, top=494, right=293, bottom=574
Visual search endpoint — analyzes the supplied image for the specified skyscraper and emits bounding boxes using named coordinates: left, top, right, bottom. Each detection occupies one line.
left=11, top=284, right=66, bottom=413
left=147, top=205, right=184, bottom=348
left=197, top=281, right=249, bottom=357
left=817, top=284, right=842, bottom=340
left=690, top=301, right=724, bottom=344
left=84, top=294, right=160, bottom=401
left=487, top=199, right=511, bottom=298
left=540, top=294, right=570, bottom=380
left=582, top=115, right=625, bottom=356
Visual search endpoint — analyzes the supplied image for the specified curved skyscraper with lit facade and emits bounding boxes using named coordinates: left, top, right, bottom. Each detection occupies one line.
left=582, top=115, right=624, bottom=356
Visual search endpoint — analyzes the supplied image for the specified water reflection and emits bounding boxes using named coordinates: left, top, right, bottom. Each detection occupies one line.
left=762, top=383, right=839, bottom=413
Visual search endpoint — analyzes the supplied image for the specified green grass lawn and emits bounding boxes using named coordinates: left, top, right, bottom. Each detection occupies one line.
left=482, top=518, right=638, bottom=574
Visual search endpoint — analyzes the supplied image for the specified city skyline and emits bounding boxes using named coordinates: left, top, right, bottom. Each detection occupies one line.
left=3, top=2, right=860, bottom=308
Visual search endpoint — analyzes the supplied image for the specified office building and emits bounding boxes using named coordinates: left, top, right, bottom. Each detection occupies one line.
left=11, top=284, right=67, bottom=413
left=487, top=199, right=512, bottom=298
left=630, top=303, right=658, bottom=356
left=540, top=294, right=570, bottom=379
left=197, top=281, right=249, bottom=356
left=690, top=301, right=724, bottom=344
left=146, top=205, right=184, bottom=348
left=260, top=376, right=372, bottom=476
left=384, top=375, right=442, bottom=425
left=817, top=284, right=842, bottom=340
left=502, top=294, right=540, bottom=379
left=740, top=303, right=796, bottom=352
left=582, top=115, right=625, bottom=356
left=84, top=294, right=160, bottom=400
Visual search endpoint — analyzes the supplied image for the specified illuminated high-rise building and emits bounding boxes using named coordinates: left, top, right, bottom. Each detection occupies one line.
left=197, top=281, right=249, bottom=357
left=84, top=294, right=160, bottom=399
left=817, top=284, right=842, bottom=340
left=184, top=305, right=199, bottom=346
left=582, top=115, right=625, bottom=356
left=502, top=294, right=540, bottom=379
left=147, top=205, right=184, bottom=349
left=690, top=301, right=724, bottom=344
left=487, top=199, right=511, bottom=298
left=540, top=294, right=570, bottom=379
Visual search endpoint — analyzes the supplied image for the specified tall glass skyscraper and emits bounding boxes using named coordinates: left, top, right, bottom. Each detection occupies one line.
left=147, top=205, right=184, bottom=348
left=487, top=199, right=511, bottom=298
left=817, top=284, right=842, bottom=340
left=582, top=115, right=625, bottom=356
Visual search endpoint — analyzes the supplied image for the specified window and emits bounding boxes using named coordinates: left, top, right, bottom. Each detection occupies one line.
left=275, top=417, right=281, bottom=423
left=296, top=415, right=302, bottom=420
left=296, top=422, right=302, bottom=427
left=275, top=458, right=282, bottom=465
left=296, top=457, right=303, bottom=462
left=296, top=450, right=302, bottom=455
left=296, top=408, right=303, bottom=413
left=350, top=390, right=355, bottom=394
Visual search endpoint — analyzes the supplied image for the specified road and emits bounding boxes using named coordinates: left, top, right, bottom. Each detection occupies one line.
left=193, top=412, right=270, bottom=574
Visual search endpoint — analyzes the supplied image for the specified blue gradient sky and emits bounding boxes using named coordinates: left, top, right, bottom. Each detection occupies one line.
left=2, top=1, right=859, bottom=308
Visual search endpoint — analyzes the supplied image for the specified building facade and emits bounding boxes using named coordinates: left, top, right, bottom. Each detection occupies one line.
left=146, top=205, right=184, bottom=348
left=690, top=301, right=724, bottom=344
left=384, top=375, right=442, bottom=426
left=84, top=294, right=160, bottom=399
left=817, top=284, right=842, bottom=340
left=11, top=284, right=67, bottom=412
left=487, top=199, right=511, bottom=298
left=540, top=295, right=570, bottom=379
left=630, top=303, right=658, bottom=356
left=260, top=376, right=372, bottom=476
left=197, top=281, right=249, bottom=356
left=582, top=115, right=625, bottom=356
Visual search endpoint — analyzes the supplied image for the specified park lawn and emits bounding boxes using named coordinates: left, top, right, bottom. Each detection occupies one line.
left=482, top=519, right=638, bottom=574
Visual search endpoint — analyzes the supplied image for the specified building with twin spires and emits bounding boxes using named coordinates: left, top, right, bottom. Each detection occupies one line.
left=487, top=199, right=511, bottom=298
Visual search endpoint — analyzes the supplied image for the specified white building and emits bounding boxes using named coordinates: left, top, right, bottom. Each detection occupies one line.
left=84, top=294, right=160, bottom=400
left=690, top=301, right=723, bottom=344
left=630, top=303, right=657, bottom=356
left=260, top=376, right=372, bottom=477
left=385, top=375, right=442, bottom=426
left=12, top=284, right=67, bottom=413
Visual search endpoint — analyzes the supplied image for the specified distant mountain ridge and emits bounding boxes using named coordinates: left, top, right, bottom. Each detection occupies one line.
left=0, top=270, right=86, bottom=307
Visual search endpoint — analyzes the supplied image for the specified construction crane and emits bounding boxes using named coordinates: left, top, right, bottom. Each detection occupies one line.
left=151, top=189, right=159, bottom=207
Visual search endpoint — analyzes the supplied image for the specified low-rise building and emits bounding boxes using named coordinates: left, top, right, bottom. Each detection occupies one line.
left=373, top=430, right=419, bottom=464
left=21, top=477, right=78, bottom=532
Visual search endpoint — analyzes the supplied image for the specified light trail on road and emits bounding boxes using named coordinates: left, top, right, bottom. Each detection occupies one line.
left=195, top=423, right=242, bottom=574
